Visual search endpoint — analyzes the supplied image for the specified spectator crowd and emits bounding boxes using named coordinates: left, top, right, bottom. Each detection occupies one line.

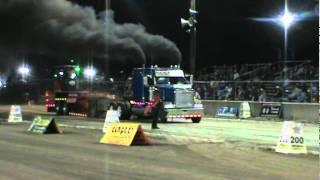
left=193, top=61, right=319, bottom=103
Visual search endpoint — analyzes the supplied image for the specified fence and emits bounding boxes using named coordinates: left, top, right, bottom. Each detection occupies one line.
left=202, top=100, right=319, bottom=123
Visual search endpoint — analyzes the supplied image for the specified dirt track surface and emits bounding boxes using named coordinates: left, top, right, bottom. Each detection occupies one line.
left=0, top=123, right=318, bottom=180
left=0, top=105, right=318, bottom=148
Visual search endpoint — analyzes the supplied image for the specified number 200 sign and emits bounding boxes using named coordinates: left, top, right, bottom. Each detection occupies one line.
left=280, top=136, right=304, bottom=144
left=290, top=136, right=304, bottom=144
left=276, top=121, right=307, bottom=154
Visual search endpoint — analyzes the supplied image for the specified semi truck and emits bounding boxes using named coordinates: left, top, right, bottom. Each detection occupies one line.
left=126, top=66, right=203, bottom=123
left=46, top=65, right=203, bottom=123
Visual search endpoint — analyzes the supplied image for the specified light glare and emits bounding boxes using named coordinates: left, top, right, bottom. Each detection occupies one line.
left=280, top=11, right=295, bottom=29
left=84, top=66, right=96, bottom=79
left=18, top=65, right=30, bottom=76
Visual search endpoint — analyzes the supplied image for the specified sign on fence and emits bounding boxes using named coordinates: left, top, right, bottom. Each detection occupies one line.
left=216, top=106, right=238, bottom=118
left=260, top=103, right=282, bottom=118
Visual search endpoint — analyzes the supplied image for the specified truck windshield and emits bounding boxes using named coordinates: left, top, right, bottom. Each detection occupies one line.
left=156, top=77, right=189, bottom=85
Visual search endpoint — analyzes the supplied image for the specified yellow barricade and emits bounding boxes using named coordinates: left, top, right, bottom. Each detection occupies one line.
left=100, top=123, right=150, bottom=146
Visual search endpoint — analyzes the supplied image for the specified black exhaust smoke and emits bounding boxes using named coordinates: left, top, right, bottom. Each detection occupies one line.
left=0, top=0, right=181, bottom=65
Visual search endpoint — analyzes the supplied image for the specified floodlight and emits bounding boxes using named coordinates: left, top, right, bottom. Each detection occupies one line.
left=84, top=66, right=97, bottom=79
left=18, top=64, right=30, bottom=76
left=280, top=11, right=295, bottom=29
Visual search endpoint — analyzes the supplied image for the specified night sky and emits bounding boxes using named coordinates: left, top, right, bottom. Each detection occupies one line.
left=84, top=0, right=318, bottom=67
left=0, top=0, right=318, bottom=74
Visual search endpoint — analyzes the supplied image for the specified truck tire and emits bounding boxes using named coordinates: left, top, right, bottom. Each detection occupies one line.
left=108, top=103, right=117, bottom=111
left=56, top=102, right=63, bottom=115
left=88, top=99, right=97, bottom=118
left=62, top=103, right=68, bottom=115
left=191, top=117, right=201, bottom=123
left=88, top=105, right=97, bottom=118
left=117, top=103, right=131, bottom=120
left=56, top=102, right=68, bottom=116
left=160, top=117, right=167, bottom=123
left=159, top=110, right=167, bottom=123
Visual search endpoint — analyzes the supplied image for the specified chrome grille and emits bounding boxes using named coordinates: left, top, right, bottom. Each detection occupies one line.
left=175, top=90, right=194, bottom=108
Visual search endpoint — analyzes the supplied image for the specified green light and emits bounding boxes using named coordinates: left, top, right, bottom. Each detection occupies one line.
left=75, top=65, right=81, bottom=74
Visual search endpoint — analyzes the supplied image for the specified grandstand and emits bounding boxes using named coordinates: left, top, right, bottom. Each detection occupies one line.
left=194, top=60, right=319, bottom=103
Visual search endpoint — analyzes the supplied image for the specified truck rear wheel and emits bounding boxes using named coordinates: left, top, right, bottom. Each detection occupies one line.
left=117, top=103, right=131, bottom=120
left=108, top=103, right=117, bottom=111
left=191, top=117, right=201, bottom=123
left=109, top=103, right=131, bottom=120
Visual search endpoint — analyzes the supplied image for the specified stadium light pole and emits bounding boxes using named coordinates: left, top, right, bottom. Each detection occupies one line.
left=276, top=0, right=296, bottom=100
left=17, top=63, right=31, bottom=103
left=84, top=66, right=97, bottom=80
left=17, top=63, right=31, bottom=82
left=278, top=0, right=296, bottom=81
left=279, top=0, right=295, bottom=64
left=84, top=66, right=97, bottom=90
left=181, top=0, right=198, bottom=75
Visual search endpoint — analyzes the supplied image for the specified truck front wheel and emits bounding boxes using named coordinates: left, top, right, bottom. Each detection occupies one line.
left=191, top=117, right=201, bottom=123
left=160, top=117, right=167, bottom=123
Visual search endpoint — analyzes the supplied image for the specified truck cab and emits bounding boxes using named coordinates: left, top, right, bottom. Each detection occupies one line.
left=130, top=66, right=203, bottom=123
